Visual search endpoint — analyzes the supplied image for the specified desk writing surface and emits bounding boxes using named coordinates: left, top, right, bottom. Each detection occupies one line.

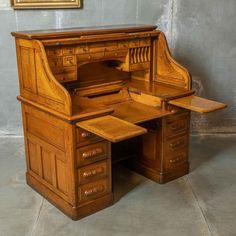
left=169, top=95, right=227, bottom=113
left=76, top=115, right=147, bottom=143
left=112, top=100, right=171, bottom=124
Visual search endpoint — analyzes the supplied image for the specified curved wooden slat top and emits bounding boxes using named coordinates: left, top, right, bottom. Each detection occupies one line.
left=11, top=24, right=157, bottom=39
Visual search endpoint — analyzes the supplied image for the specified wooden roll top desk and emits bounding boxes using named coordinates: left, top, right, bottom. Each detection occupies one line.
left=12, top=25, right=226, bottom=220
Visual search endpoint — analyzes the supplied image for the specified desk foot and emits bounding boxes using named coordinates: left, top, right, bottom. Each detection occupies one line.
left=26, top=173, right=114, bottom=220
left=128, top=162, right=189, bottom=184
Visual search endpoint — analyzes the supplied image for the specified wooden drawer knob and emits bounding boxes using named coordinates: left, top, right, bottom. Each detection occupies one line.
left=170, top=140, right=184, bottom=149
left=83, top=167, right=104, bottom=178
left=81, top=131, right=91, bottom=138
left=82, top=148, right=103, bottom=158
left=84, top=185, right=105, bottom=197
left=170, top=154, right=185, bottom=164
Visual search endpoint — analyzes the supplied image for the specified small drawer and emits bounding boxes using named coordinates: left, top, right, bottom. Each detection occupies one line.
left=77, top=141, right=110, bottom=167
left=166, top=118, right=188, bottom=138
left=140, top=38, right=151, bottom=46
left=89, top=43, right=105, bottom=53
left=46, top=47, right=62, bottom=57
left=105, top=50, right=127, bottom=59
left=55, top=73, right=76, bottom=82
left=90, top=52, right=105, bottom=60
left=129, top=39, right=140, bottom=47
left=166, top=110, right=189, bottom=122
left=62, top=46, right=75, bottom=55
left=53, top=66, right=77, bottom=82
left=76, top=128, right=103, bottom=146
left=77, top=54, right=91, bottom=62
left=118, top=40, right=129, bottom=49
left=76, top=44, right=89, bottom=54
left=63, top=55, right=76, bottom=67
left=79, top=178, right=110, bottom=203
left=48, top=57, right=63, bottom=68
left=78, top=160, right=109, bottom=184
left=104, top=41, right=118, bottom=51
left=165, top=150, right=188, bottom=170
left=166, top=136, right=188, bottom=154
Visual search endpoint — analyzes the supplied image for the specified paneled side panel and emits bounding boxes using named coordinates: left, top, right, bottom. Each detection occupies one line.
left=41, top=149, right=53, bottom=185
left=28, top=140, right=40, bottom=175
left=26, top=134, right=69, bottom=202
left=26, top=113, right=65, bottom=151
left=22, top=105, right=73, bottom=203
left=20, top=46, right=37, bottom=93
left=56, top=159, right=68, bottom=194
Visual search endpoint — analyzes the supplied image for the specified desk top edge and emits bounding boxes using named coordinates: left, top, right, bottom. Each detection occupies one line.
left=11, top=24, right=158, bottom=39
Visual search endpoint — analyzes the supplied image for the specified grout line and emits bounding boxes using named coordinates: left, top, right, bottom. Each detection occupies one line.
left=31, top=198, right=44, bottom=236
left=185, top=176, right=213, bottom=236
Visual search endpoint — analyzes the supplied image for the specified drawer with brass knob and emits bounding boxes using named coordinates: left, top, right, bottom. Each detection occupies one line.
left=165, top=135, right=188, bottom=154
left=165, top=150, right=188, bottom=170
left=165, top=111, right=190, bottom=139
left=78, top=178, right=110, bottom=203
left=78, top=160, right=109, bottom=184
left=76, top=128, right=103, bottom=147
left=46, top=47, right=62, bottom=57
left=77, top=141, right=110, bottom=167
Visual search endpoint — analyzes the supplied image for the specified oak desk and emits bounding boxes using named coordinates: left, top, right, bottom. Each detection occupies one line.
left=12, top=25, right=226, bottom=220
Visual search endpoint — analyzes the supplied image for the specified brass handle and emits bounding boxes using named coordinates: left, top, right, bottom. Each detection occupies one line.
left=83, top=167, right=104, bottom=178
left=84, top=185, right=105, bottom=197
left=170, top=140, right=185, bottom=149
left=170, top=154, right=185, bottom=164
left=81, top=131, right=91, bottom=138
left=82, top=148, right=103, bottom=159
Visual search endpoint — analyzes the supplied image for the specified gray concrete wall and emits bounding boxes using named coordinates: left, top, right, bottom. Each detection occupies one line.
left=0, top=0, right=235, bottom=135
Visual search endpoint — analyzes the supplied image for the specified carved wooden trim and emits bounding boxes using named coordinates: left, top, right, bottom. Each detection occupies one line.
left=156, top=32, right=192, bottom=90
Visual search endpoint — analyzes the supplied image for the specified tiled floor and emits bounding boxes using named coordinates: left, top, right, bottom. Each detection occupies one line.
left=0, top=136, right=235, bottom=236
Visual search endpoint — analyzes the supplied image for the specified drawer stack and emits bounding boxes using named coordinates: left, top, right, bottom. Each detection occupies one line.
left=163, top=110, right=190, bottom=172
left=46, top=46, right=77, bottom=83
left=76, top=128, right=112, bottom=205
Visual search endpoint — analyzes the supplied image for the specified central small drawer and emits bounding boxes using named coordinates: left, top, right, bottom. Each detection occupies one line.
left=77, top=141, right=110, bottom=167
left=78, top=160, right=109, bottom=184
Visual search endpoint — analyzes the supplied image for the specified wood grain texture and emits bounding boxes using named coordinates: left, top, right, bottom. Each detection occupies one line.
left=11, top=25, right=157, bottom=39
left=77, top=115, right=147, bottom=143
left=112, top=100, right=171, bottom=124
left=156, top=32, right=192, bottom=90
left=169, top=95, right=227, bottom=113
